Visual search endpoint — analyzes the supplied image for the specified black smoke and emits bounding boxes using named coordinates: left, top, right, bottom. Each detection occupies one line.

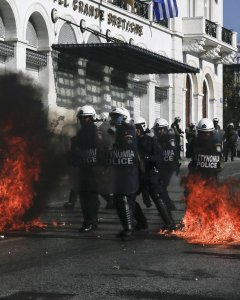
left=0, top=72, right=49, bottom=223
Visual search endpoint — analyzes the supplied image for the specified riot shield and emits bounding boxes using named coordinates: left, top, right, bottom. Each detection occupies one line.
left=71, top=121, right=139, bottom=195
left=95, top=121, right=139, bottom=195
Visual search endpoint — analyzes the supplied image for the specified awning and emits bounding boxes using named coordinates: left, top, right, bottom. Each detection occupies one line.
left=52, top=43, right=199, bottom=75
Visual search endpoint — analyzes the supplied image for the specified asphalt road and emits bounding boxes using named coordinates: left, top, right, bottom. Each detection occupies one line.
left=0, top=160, right=240, bottom=300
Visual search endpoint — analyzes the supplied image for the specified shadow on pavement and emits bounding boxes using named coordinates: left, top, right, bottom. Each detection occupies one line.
left=0, top=291, right=74, bottom=300
left=119, top=290, right=238, bottom=300
left=3, top=230, right=180, bottom=242
left=184, top=250, right=240, bottom=260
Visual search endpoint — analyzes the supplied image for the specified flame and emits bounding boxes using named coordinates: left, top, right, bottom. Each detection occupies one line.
left=0, top=124, right=44, bottom=232
left=163, top=174, right=240, bottom=245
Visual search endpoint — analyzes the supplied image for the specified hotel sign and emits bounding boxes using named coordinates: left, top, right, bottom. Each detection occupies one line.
left=53, top=0, right=143, bottom=36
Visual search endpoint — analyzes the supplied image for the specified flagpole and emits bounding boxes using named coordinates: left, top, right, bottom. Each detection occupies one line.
left=148, top=1, right=153, bottom=22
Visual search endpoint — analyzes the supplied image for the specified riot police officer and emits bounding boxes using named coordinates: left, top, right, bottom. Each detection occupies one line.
left=224, top=123, right=238, bottom=162
left=69, top=105, right=100, bottom=232
left=171, top=117, right=184, bottom=159
left=95, top=112, right=115, bottom=209
left=213, top=118, right=221, bottom=130
left=108, top=107, right=139, bottom=241
left=185, top=122, right=196, bottom=158
left=134, top=116, right=174, bottom=230
left=154, top=118, right=178, bottom=213
left=188, top=118, right=224, bottom=178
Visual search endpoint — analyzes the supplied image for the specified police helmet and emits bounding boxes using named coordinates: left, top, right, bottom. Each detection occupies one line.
left=197, top=118, right=214, bottom=132
left=228, top=122, right=234, bottom=128
left=77, top=105, right=96, bottom=120
left=153, top=118, right=169, bottom=128
left=109, top=107, right=131, bottom=122
left=133, top=116, right=147, bottom=131
left=174, top=116, right=181, bottom=122
left=213, top=117, right=219, bottom=123
left=190, top=122, right=196, bottom=127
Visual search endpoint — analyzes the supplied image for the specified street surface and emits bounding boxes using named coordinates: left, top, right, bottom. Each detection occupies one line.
left=0, top=160, right=240, bottom=300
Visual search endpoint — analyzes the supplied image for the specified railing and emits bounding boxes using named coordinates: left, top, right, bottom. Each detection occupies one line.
left=0, top=40, right=14, bottom=57
left=111, top=0, right=148, bottom=19
left=222, top=27, right=233, bottom=45
left=110, top=0, right=170, bottom=27
left=111, top=0, right=127, bottom=10
left=205, top=19, right=217, bottom=38
left=134, top=1, right=149, bottom=19
left=156, top=19, right=169, bottom=28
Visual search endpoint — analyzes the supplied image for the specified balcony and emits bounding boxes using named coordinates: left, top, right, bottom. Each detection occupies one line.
left=205, top=19, right=217, bottom=39
left=110, top=0, right=169, bottom=28
left=222, top=27, right=233, bottom=45
left=182, top=17, right=237, bottom=64
left=111, top=0, right=149, bottom=19
left=156, top=19, right=169, bottom=29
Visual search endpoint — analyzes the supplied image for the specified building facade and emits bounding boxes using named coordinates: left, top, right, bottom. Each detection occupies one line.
left=0, top=0, right=237, bottom=133
left=223, top=44, right=240, bottom=126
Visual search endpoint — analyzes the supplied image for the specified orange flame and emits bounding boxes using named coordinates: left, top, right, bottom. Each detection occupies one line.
left=163, top=174, right=240, bottom=245
left=0, top=124, right=44, bottom=231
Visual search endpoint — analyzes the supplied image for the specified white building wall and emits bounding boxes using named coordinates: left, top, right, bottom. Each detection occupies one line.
left=0, top=0, right=236, bottom=135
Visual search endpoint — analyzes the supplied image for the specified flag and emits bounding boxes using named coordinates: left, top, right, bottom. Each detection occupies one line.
left=153, top=0, right=178, bottom=21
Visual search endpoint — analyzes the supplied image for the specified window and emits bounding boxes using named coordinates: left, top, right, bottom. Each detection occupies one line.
left=188, top=0, right=195, bottom=17
left=58, top=23, right=77, bottom=44
left=202, top=80, right=208, bottom=118
left=0, top=16, right=5, bottom=39
left=26, top=19, right=38, bottom=48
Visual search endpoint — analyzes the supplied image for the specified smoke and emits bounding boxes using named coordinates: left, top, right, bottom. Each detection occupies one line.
left=0, top=72, right=47, bottom=138
left=0, top=72, right=49, bottom=225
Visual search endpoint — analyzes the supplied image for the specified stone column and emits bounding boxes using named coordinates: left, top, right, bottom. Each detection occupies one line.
left=216, top=23, right=222, bottom=41
left=39, top=50, right=51, bottom=109
left=232, top=32, right=237, bottom=48
left=141, top=75, right=156, bottom=129
left=6, top=40, right=27, bottom=72
left=195, top=93, right=204, bottom=121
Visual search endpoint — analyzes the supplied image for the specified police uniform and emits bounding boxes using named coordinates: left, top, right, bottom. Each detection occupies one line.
left=70, top=124, right=100, bottom=230
left=213, top=119, right=221, bottom=131
left=185, top=125, right=196, bottom=158
left=171, top=119, right=184, bottom=159
left=224, top=124, right=238, bottom=162
left=188, top=121, right=224, bottom=179
left=135, top=131, right=173, bottom=228
left=107, top=107, right=139, bottom=240
left=69, top=107, right=100, bottom=232
left=110, top=121, right=139, bottom=240
left=155, top=127, right=178, bottom=212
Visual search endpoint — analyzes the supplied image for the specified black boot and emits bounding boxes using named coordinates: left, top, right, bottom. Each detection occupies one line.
left=134, top=202, right=148, bottom=230
left=104, top=194, right=115, bottom=209
left=142, top=189, right=152, bottom=208
left=64, top=189, right=78, bottom=209
left=115, top=196, right=134, bottom=241
left=78, top=222, right=98, bottom=233
left=151, top=193, right=174, bottom=228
